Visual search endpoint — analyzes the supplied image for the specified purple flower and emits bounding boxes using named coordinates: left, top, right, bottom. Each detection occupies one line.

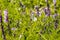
left=35, top=5, right=40, bottom=16
left=44, top=7, right=50, bottom=16
left=53, top=14, right=58, bottom=19
left=36, top=11, right=40, bottom=16
left=4, top=10, right=8, bottom=16
left=4, top=9, right=8, bottom=22
left=53, top=0, right=56, bottom=5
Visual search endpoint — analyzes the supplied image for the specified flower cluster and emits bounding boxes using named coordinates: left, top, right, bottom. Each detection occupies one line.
left=4, top=9, right=8, bottom=22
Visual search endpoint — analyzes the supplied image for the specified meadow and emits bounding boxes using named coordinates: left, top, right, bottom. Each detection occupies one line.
left=0, top=0, right=60, bottom=40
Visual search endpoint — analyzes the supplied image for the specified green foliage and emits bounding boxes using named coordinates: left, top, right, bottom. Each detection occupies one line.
left=0, top=0, right=60, bottom=40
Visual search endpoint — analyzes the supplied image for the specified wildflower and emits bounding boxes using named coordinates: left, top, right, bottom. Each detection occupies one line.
left=0, top=10, right=6, bottom=40
left=4, top=9, right=8, bottom=16
left=35, top=5, right=39, bottom=10
left=45, top=0, right=50, bottom=16
left=53, top=0, right=56, bottom=5
left=4, top=9, right=8, bottom=22
left=44, top=7, right=50, bottom=16
left=30, top=9, right=37, bottom=21
left=53, top=13, right=58, bottom=19
left=35, top=5, right=40, bottom=16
